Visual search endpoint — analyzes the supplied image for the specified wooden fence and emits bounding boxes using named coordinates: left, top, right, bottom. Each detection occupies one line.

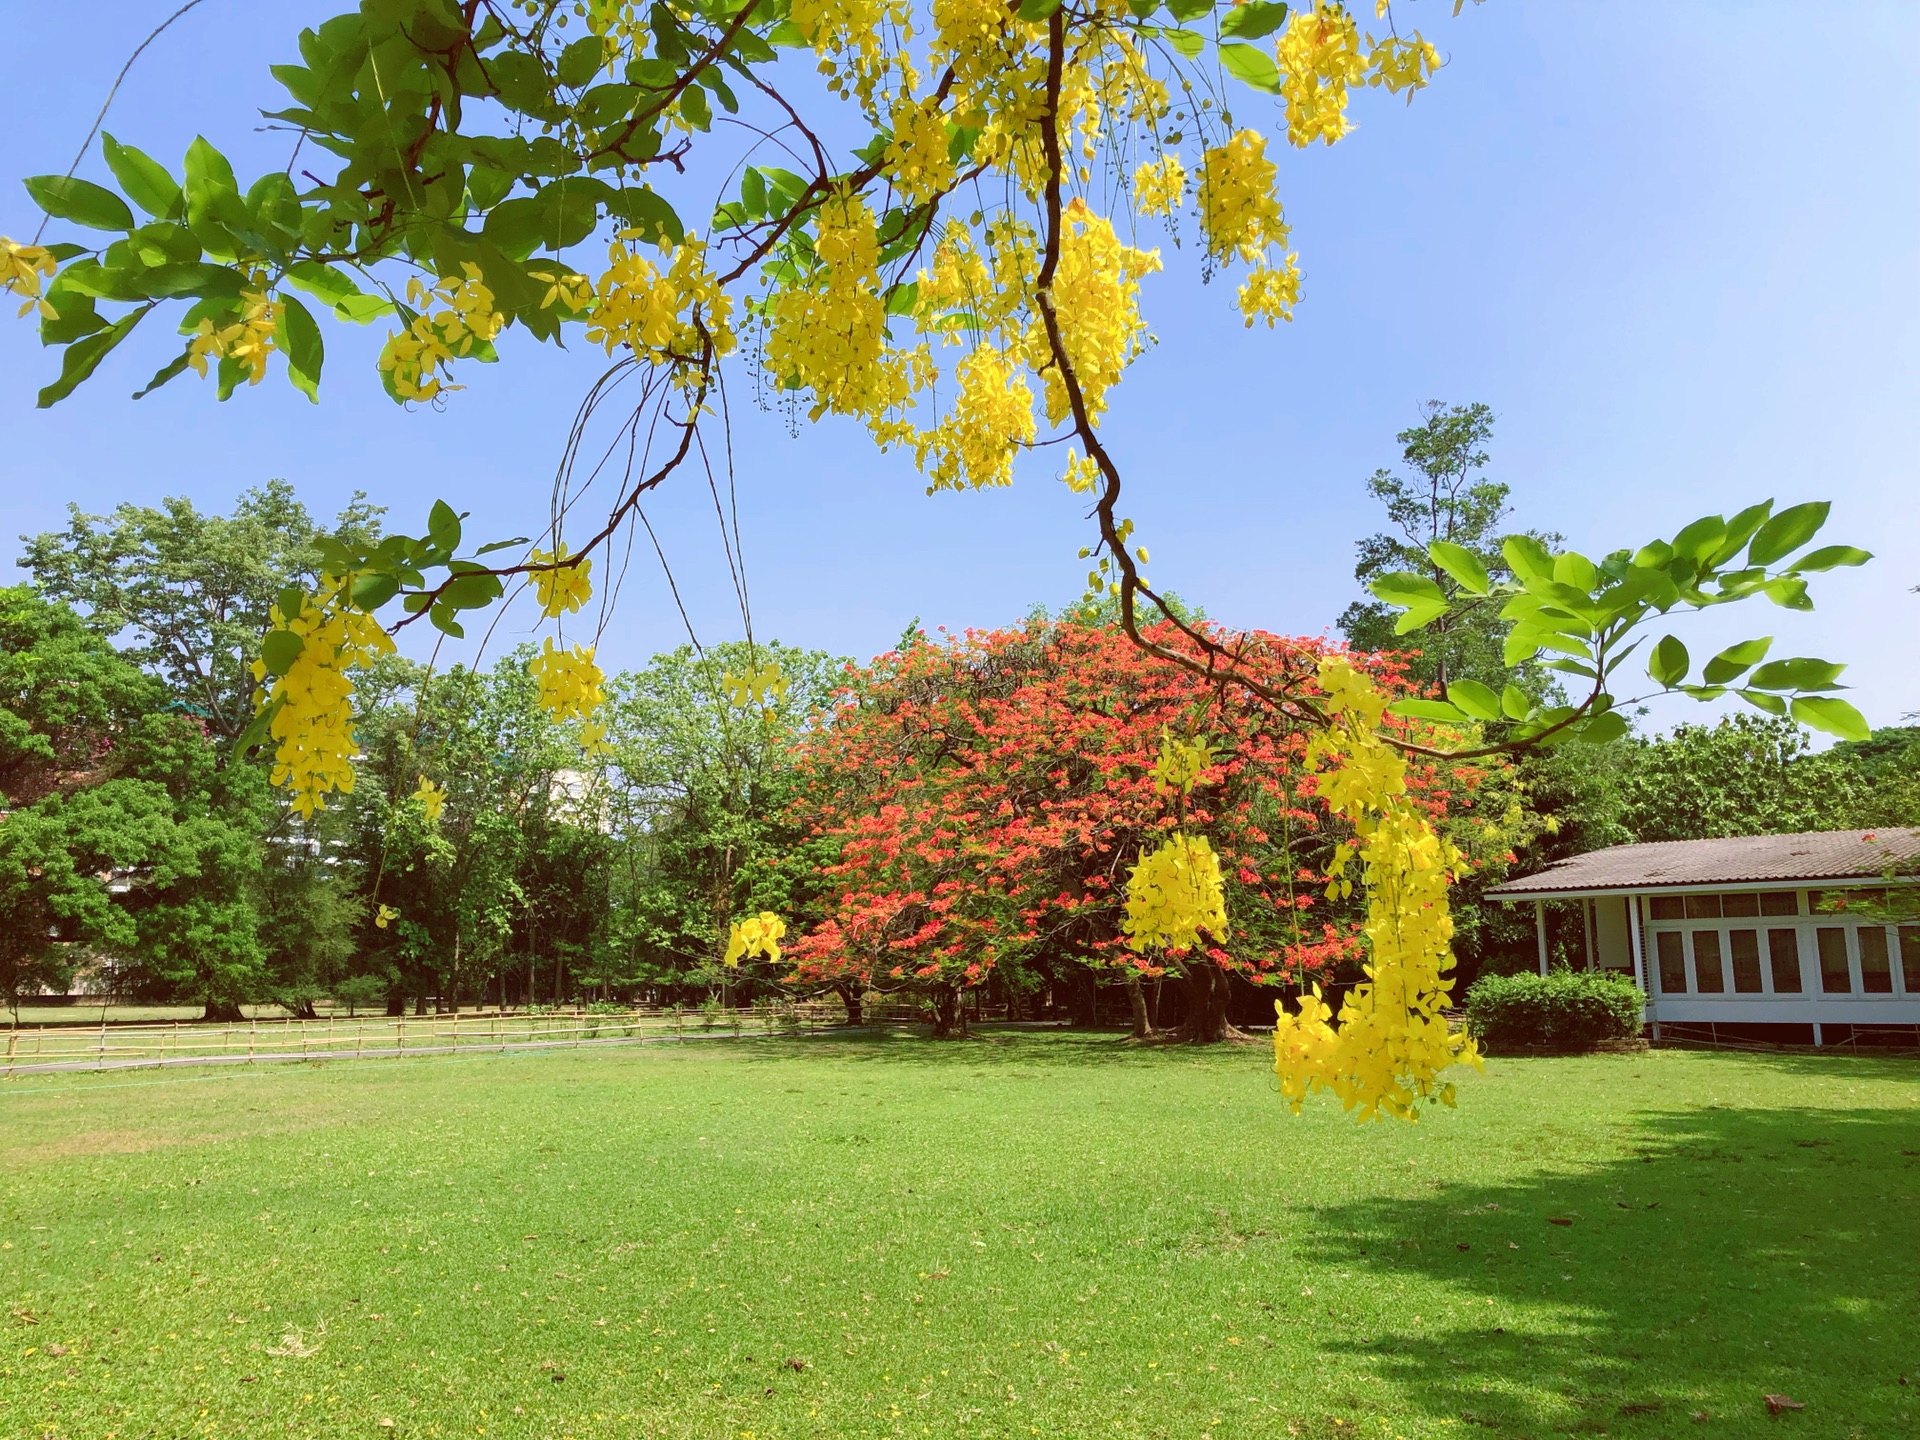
left=0, top=1000, right=943, bottom=1077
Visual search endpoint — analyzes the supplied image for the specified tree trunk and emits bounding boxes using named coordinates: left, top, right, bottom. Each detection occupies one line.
left=386, top=990, right=405, bottom=1017
left=414, top=990, right=428, bottom=1017
left=833, top=980, right=863, bottom=1027
left=1066, top=969, right=1098, bottom=1028
left=930, top=984, right=969, bottom=1038
left=201, top=1000, right=246, bottom=1023
left=293, top=998, right=320, bottom=1020
left=1124, top=972, right=1155, bottom=1040
left=1168, top=962, right=1248, bottom=1044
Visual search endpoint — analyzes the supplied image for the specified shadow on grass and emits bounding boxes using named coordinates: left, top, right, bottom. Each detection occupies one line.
left=1307, top=1104, right=1920, bottom=1435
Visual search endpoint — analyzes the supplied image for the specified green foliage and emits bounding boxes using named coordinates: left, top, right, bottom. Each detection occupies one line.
left=17, top=481, right=382, bottom=741
left=1339, top=402, right=1560, bottom=697
left=1463, top=969, right=1643, bottom=1052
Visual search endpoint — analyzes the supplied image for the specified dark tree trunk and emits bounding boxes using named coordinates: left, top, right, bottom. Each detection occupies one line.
left=386, top=990, right=405, bottom=1017
left=1168, top=963, right=1248, bottom=1044
left=930, top=984, right=969, bottom=1038
left=833, top=980, right=863, bottom=1027
left=414, top=991, right=428, bottom=1017
left=1066, top=969, right=1098, bottom=1028
left=201, top=1001, right=246, bottom=1023
left=292, top=998, right=320, bottom=1020
left=1125, top=973, right=1155, bottom=1040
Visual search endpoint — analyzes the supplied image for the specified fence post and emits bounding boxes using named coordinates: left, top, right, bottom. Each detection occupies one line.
left=398, top=1015, right=405, bottom=1054
left=300, top=1018, right=308, bottom=1060
left=6, top=1029, right=14, bottom=1079
left=248, top=1017, right=256, bottom=1063
left=99, top=1019, right=108, bottom=1072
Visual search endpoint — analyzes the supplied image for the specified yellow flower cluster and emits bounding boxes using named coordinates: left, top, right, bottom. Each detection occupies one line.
left=377, top=264, right=505, bottom=403
left=766, top=191, right=924, bottom=424
left=1152, top=730, right=1214, bottom=795
left=188, top=290, right=281, bottom=387
left=1236, top=259, right=1302, bottom=328
left=587, top=234, right=732, bottom=371
left=1277, top=2, right=1369, bottom=147
left=1198, top=132, right=1290, bottom=265
left=1369, top=32, right=1444, bottom=97
left=411, top=775, right=446, bottom=824
left=723, top=911, right=787, bottom=967
left=791, top=0, right=909, bottom=107
left=1031, top=199, right=1159, bottom=426
left=1123, top=831, right=1228, bottom=955
left=252, top=578, right=396, bottom=818
left=722, top=660, right=790, bottom=711
left=579, top=718, right=614, bottom=757
left=530, top=639, right=606, bottom=723
left=1272, top=657, right=1481, bottom=1122
left=1131, top=154, right=1186, bottom=218
left=1060, top=449, right=1101, bottom=495
left=1, top=237, right=57, bottom=319
left=884, top=96, right=959, bottom=207
left=530, top=544, right=593, bottom=618
left=914, top=345, right=1035, bottom=492
left=374, top=903, right=400, bottom=929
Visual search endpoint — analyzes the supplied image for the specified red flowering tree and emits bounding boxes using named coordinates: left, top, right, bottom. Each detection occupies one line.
left=783, top=616, right=1501, bottom=1041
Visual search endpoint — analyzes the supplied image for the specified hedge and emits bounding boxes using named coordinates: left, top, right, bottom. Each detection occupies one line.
left=1463, top=970, right=1644, bottom=1053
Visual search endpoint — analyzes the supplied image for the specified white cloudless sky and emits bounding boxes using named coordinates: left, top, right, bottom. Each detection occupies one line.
left=2, top=1, right=1915, bottom=728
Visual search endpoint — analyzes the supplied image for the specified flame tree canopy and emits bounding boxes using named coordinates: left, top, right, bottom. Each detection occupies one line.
left=779, top=616, right=1527, bottom=1041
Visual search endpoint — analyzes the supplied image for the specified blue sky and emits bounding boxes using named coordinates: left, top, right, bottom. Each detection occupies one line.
left=3, top=2, right=1916, bottom=729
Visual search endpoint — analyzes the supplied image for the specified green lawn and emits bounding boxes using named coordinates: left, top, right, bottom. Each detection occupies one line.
left=1, top=1035, right=1915, bottom=1440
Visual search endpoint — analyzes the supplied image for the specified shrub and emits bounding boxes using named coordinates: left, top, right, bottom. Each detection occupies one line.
left=1464, top=970, right=1644, bottom=1053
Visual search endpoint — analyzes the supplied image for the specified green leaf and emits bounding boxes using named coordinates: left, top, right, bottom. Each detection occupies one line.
left=1737, top=689, right=1787, bottom=717
left=37, top=307, right=147, bottom=407
left=23, top=175, right=135, bottom=232
left=131, top=347, right=193, bottom=400
left=1710, top=500, right=1774, bottom=567
left=1700, top=637, right=1772, bottom=686
left=428, top=604, right=467, bottom=639
left=1792, top=544, right=1871, bottom=573
left=1370, top=571, right=1447, bottom=609
left=284, top=260, right=364, bottom=308
left=100, top=134, right=182, bottom=220
left=1161, top=26, right=1204, bottom=57
left=1501, top=534, right=1553, bottom=584
left=1747, top=656, right=1845, bottom=692
left=1500, top=684, right=1531, bottom=721
left=260, top=630, right=306, bottom=677
left=1670, top=514, right=1727, bottom=561
left=1790, top=695, right=1869, bottom=743
left=234, top=693, right=283, bottom=754
left=1166, top=0, right=1213, bottom=18
left=1218, top=43, right=1281, bottom=93
left=472, top=536, right=532, bottom=557
left=607, top=185, right=685, bottom=247
left=1426, top=540, right=1489, bottom=596
left=1015, top=0, right=1063, bottom=17
left=1446, top=680, right=1502, bottom=722
left=133, top=262, right=244, bottom=299
left=441, top=572, right=504, bottom=609
left=182, top=137, right=238, bottom=211
left=1574, top=710, right=1631, bottom=746
left=277, top=294, right=323, bottom=403
left=557, top=34, right=606, bottom=87
left=766, top=19, right=808, bottom=45
left=334, top=294, right=395, bottom=324
left=1387, top=698, right=1469, bottom=724
left=1762, top=576, right=1812, bottom=610
left=1647, top=634, right=1689, bottom=688
left=1748, top=501, right=1829, bottom=566
left=351, top=573, right=400, bottom=611
left=428, top=500, right=463, bottom=552
left=1503, top=629, right=1543, bottom=667
left=1218, top=0, right=1288, bottom=39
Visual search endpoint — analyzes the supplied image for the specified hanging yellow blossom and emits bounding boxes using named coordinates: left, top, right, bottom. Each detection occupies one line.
left=374, top=904, right=400, bottom=929
left=884, top=95, right=959, bottom=206
left=411, top=775, right=447, bottom=824
left=1276, top=2, right=1369, bottom=147
left=530, top=639, right=606, bottom=722
left=530, top=544, right=593, bottom=617
left=1152, top=729, right=1214, bottom=795
left=1122, top=832, right=1228, bottom=954
left=1131, top=154, right=1186, bottom=218
left=914, top=345, right=1035, bottom=492
left=1030, top=199, right=1160, bottom=426
left=251, top=577, right=395, bottom=818
left=188, top=289, right=281, bottom=386
left=1272, top=656, right=1481, bottom=1122
left=377, top=264, right=505, bottom=403
left=1060, top=449, right=1101, bottom=494
left=579, top=718, right=614, bottom=757
left=722, top=660, right=789, bottom=711
left=1, top=237, right=58, bottom=319
left=1368, top=32, right=1444, bottom=98
left=723, top=911, right=787, bottom=966
left=1236, top=259, right=1302, bottom=328
left=1197, top=132, right=1290, bottom=265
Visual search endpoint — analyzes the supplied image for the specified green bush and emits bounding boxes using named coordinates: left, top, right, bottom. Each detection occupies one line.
left=1464, top=970, right=1644, bottom=1053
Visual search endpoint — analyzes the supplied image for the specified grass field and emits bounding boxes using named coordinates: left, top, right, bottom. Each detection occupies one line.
left=1, top=1034, right=1915, bottom=1440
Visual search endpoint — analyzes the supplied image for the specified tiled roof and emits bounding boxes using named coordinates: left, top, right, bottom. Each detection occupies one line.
left=1483, top=828, right=1920, bottom=897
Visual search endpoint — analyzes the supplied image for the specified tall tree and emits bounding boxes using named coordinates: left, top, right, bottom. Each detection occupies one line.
left=18, top=481, right=381, bottom=742
left=1339, top=402, right=1557, bottom=694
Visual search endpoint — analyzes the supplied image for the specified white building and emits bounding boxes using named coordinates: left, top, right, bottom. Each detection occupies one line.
left=1483, top=828, right=1920, bottom=1046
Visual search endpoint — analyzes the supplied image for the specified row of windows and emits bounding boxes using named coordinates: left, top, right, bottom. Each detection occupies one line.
left=1646, top=888, right=1908, bottom=922
left=1654, top=924, right=1920, bottom=996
